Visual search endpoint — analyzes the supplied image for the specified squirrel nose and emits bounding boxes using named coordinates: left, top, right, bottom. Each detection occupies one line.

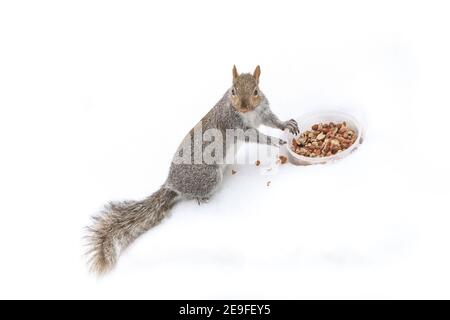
left=240, top=99, right=249, bottom=109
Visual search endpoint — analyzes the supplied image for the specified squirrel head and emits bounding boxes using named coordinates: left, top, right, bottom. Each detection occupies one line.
left=230, top=65, right=262, bottom=113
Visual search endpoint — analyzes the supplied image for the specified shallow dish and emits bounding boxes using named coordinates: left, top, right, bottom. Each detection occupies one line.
left=282, top=111, right=363, bottom=166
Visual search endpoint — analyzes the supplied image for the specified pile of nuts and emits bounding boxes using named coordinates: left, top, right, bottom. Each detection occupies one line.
left=291, top=122, right=356, bottom=157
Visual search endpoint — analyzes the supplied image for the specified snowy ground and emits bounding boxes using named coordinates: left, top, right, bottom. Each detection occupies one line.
left=1, top=1, right=450, bottom=299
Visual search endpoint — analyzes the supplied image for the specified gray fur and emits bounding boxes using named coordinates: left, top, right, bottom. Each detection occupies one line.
left=85, top=187, right=179, bottom=274
left=85, top=68, right=299, bottom=275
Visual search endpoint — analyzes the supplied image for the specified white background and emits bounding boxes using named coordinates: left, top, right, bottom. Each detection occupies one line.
left=1, top=0, right=450, bottom=299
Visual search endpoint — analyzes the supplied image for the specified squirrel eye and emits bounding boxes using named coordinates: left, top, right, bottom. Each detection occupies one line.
left=231, top=88, right=236, bottom=96
left=253, top=89, right=258, bottom=96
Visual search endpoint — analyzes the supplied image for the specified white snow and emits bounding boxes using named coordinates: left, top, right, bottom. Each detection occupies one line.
left=1, top=0, right=450, bottom=299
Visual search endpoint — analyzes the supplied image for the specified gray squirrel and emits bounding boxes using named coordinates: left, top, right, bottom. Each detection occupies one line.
left=86, top=65, right=299, bottom=274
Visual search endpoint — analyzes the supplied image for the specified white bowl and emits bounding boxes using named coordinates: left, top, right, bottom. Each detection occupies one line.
left=282, top=111, right=364, bottom=166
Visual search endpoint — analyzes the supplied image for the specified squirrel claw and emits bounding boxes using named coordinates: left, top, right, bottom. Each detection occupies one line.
left=196, top=197, right=210, bottom=205
left=284, top=119, right=299, bottom=136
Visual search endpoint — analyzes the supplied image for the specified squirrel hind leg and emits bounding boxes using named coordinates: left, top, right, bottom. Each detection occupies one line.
left=168, top=164, right=224, bottom=200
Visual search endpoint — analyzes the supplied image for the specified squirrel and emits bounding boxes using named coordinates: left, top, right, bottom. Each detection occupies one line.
left=85, top=65, right=299, bottom=274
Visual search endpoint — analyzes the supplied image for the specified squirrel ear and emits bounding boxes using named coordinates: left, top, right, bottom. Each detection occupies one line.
left=253, top=65, right=261, bottom=83
left=232, top=65, right=239, bottom=81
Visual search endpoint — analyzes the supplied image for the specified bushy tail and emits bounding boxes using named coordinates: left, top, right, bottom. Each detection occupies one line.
left=85, top=186, right=178, bottom=275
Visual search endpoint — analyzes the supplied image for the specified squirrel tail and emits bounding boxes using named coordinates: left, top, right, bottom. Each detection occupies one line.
left=85, top=186, right=178, bottom=275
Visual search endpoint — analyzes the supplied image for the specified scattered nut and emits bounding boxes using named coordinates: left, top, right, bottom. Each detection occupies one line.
left=290, top=121, right=356, bottom=158
left=279, top=155, right=288, bottom=164
left=231, top=170, right=236, bottom=175
left=267, top=181, right=271, bottom=187
left=255, top=160, right=261, bottom=166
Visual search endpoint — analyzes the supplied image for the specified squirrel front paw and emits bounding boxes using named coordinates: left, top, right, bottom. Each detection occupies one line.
left=283, top=119, right=299, bottom=135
